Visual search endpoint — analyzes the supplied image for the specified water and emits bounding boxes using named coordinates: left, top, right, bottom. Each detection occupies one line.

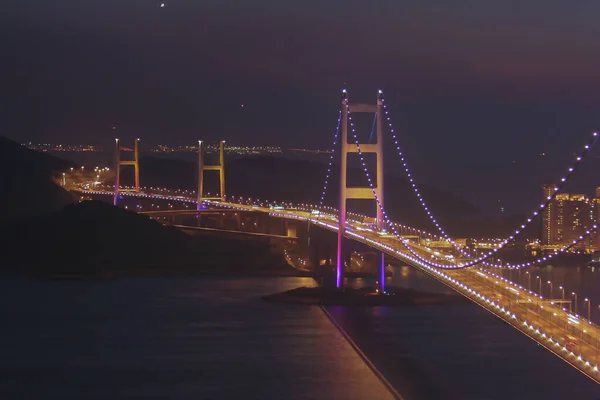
left=0, top=277, right=394, bottom=400
left=0, top=271, right=599, bottom=400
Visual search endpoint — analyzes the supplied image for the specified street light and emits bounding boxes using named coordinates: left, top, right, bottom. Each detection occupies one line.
left=536, top=276, right=541, bottom=296
left=584, top=298, right=591, bottom=322
left=572, top=292, right=578, bottom=314
left=547, top=280, right=553, bottom=297
left=558, top=286, right=565, bottom=300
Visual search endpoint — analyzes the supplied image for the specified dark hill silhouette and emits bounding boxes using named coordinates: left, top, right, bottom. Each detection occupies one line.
left=0, top=137, right=76, bottom=221
left=135, top=155, right=528, bottom=237
left=1, top=201, right=283, bottom=275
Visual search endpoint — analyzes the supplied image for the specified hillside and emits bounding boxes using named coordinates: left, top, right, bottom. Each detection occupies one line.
left=0, top=201, right=284, bottom=275
left=135, top=155, right=525, bottom=237
left=0, top=137, right=77, bottom=221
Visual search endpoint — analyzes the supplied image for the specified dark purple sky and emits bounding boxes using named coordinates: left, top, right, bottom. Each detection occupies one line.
left=2, top=1, right=600, bottom=214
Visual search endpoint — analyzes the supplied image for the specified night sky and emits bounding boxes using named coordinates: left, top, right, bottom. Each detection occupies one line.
left=2, top=1, right=600, bottom=214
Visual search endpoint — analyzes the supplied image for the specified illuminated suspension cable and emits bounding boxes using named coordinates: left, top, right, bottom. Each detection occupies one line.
left=348, top=101, right=599, bottom=270
left=345, top=102, right=455, bottom=269
left=380, top=96, right=599, bottom=268
left=317, top=111, right=341, bottom=217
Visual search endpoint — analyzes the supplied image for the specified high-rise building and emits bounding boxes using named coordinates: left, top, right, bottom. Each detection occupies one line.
left=541, top=184, right=557, bottom=245
left=541, top=185, right=597, bottom=252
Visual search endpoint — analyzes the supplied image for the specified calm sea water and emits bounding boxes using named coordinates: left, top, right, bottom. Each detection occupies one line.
left=0, top=269, right=599, bottom=400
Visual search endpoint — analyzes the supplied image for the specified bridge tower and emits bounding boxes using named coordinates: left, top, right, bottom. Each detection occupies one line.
left=337, top=90, right=385, bottom=290
left=113, top=138, right=140, bottom=206
left=197, top=140, right=226, bottom=210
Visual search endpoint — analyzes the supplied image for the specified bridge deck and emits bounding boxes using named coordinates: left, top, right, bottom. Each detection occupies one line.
left=80, top=189, right=600, bottom=383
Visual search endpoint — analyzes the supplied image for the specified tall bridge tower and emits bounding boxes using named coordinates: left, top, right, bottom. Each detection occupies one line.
left=113, top=138, right=140, bottom=206
left=337, top=90, right=385, bottom=290
left=197, top=140, right=226, bottom=210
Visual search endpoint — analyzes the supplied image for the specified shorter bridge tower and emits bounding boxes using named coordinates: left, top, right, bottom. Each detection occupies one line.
left=197, top=140, right=226, bottom=210
left=337, top=90, right=386, bottom=290
left=113, top=138, right=140, bottom=206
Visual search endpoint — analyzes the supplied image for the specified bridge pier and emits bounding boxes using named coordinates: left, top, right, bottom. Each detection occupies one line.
left=284, top=219, right=297, bottom=238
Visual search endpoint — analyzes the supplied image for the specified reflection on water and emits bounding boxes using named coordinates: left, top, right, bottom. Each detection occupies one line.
left=338, top=265, right=600, bottom=399
left=0, top=276, right=395, bottom=400
left=0, top=271, right=598, bottom=400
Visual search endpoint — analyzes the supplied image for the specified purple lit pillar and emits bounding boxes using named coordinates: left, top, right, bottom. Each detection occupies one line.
left=113, top=138, right=120, bottom=206
left=196, top=140, right=204, bottom=211
left=376, top=90, right=385, bottom=292
left=337, top=91, right=349, bottom=289
left=134, top=138, right=140, bottom=192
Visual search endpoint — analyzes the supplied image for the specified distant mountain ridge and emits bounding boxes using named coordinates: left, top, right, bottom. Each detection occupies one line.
left=0, top=200, right=282, bottom=274
left=134, top=155, right=528, bottom=237
left=0, top=136, right=530, bottom=237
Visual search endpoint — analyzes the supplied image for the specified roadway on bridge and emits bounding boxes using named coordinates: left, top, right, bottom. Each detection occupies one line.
left=81, top=189, right=600, bottom=383
left=224, top=202, right=600, bottom=383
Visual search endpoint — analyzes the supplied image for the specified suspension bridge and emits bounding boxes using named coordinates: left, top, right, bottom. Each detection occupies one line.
left=76, top=89, right=600, bottom=384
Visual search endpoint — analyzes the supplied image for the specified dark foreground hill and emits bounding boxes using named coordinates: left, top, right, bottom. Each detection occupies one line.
left=0, top=137, right=76, bottom=221
left=136, top=155, right=532, bottom=237
left=0, top=201, right=285, bottom=276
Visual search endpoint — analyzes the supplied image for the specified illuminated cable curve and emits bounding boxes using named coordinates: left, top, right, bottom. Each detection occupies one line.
left=345, top=102, right=457, bottom=269
left=347, top=101, right=600, bottom=270
left=382, top=96, right=597, bottom=266
left=380, top=96, right=599, bottom=268
left=317, top=111, right=341, bottom=218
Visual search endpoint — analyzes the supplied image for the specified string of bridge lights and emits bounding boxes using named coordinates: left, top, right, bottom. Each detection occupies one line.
left=317, top=111, right=341, bottom=217
left=345, top=101, right=459, bottom=269
left=99, top=185, right=595, bottom=270
left=275, top=210, right=600, bottom=375
left=380, top=95, right=599, bottom=268
left=347, top=96, right=600, bottom=271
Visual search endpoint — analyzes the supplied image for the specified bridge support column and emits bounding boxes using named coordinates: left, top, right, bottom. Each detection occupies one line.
left=113, top=137, right=140, bottom=206
left=284, top=219, right=297, bottom=238
left=113, top=139, right=120, bottom=206
left=197, top=140, right=226, bottom=209
left=376, top=93, right=385, bottom=292
left=134, top=138, right=140, bottom=192
left=196, top=141, right=204, bottom=211
left=337, top=89, right=385, bottom=291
